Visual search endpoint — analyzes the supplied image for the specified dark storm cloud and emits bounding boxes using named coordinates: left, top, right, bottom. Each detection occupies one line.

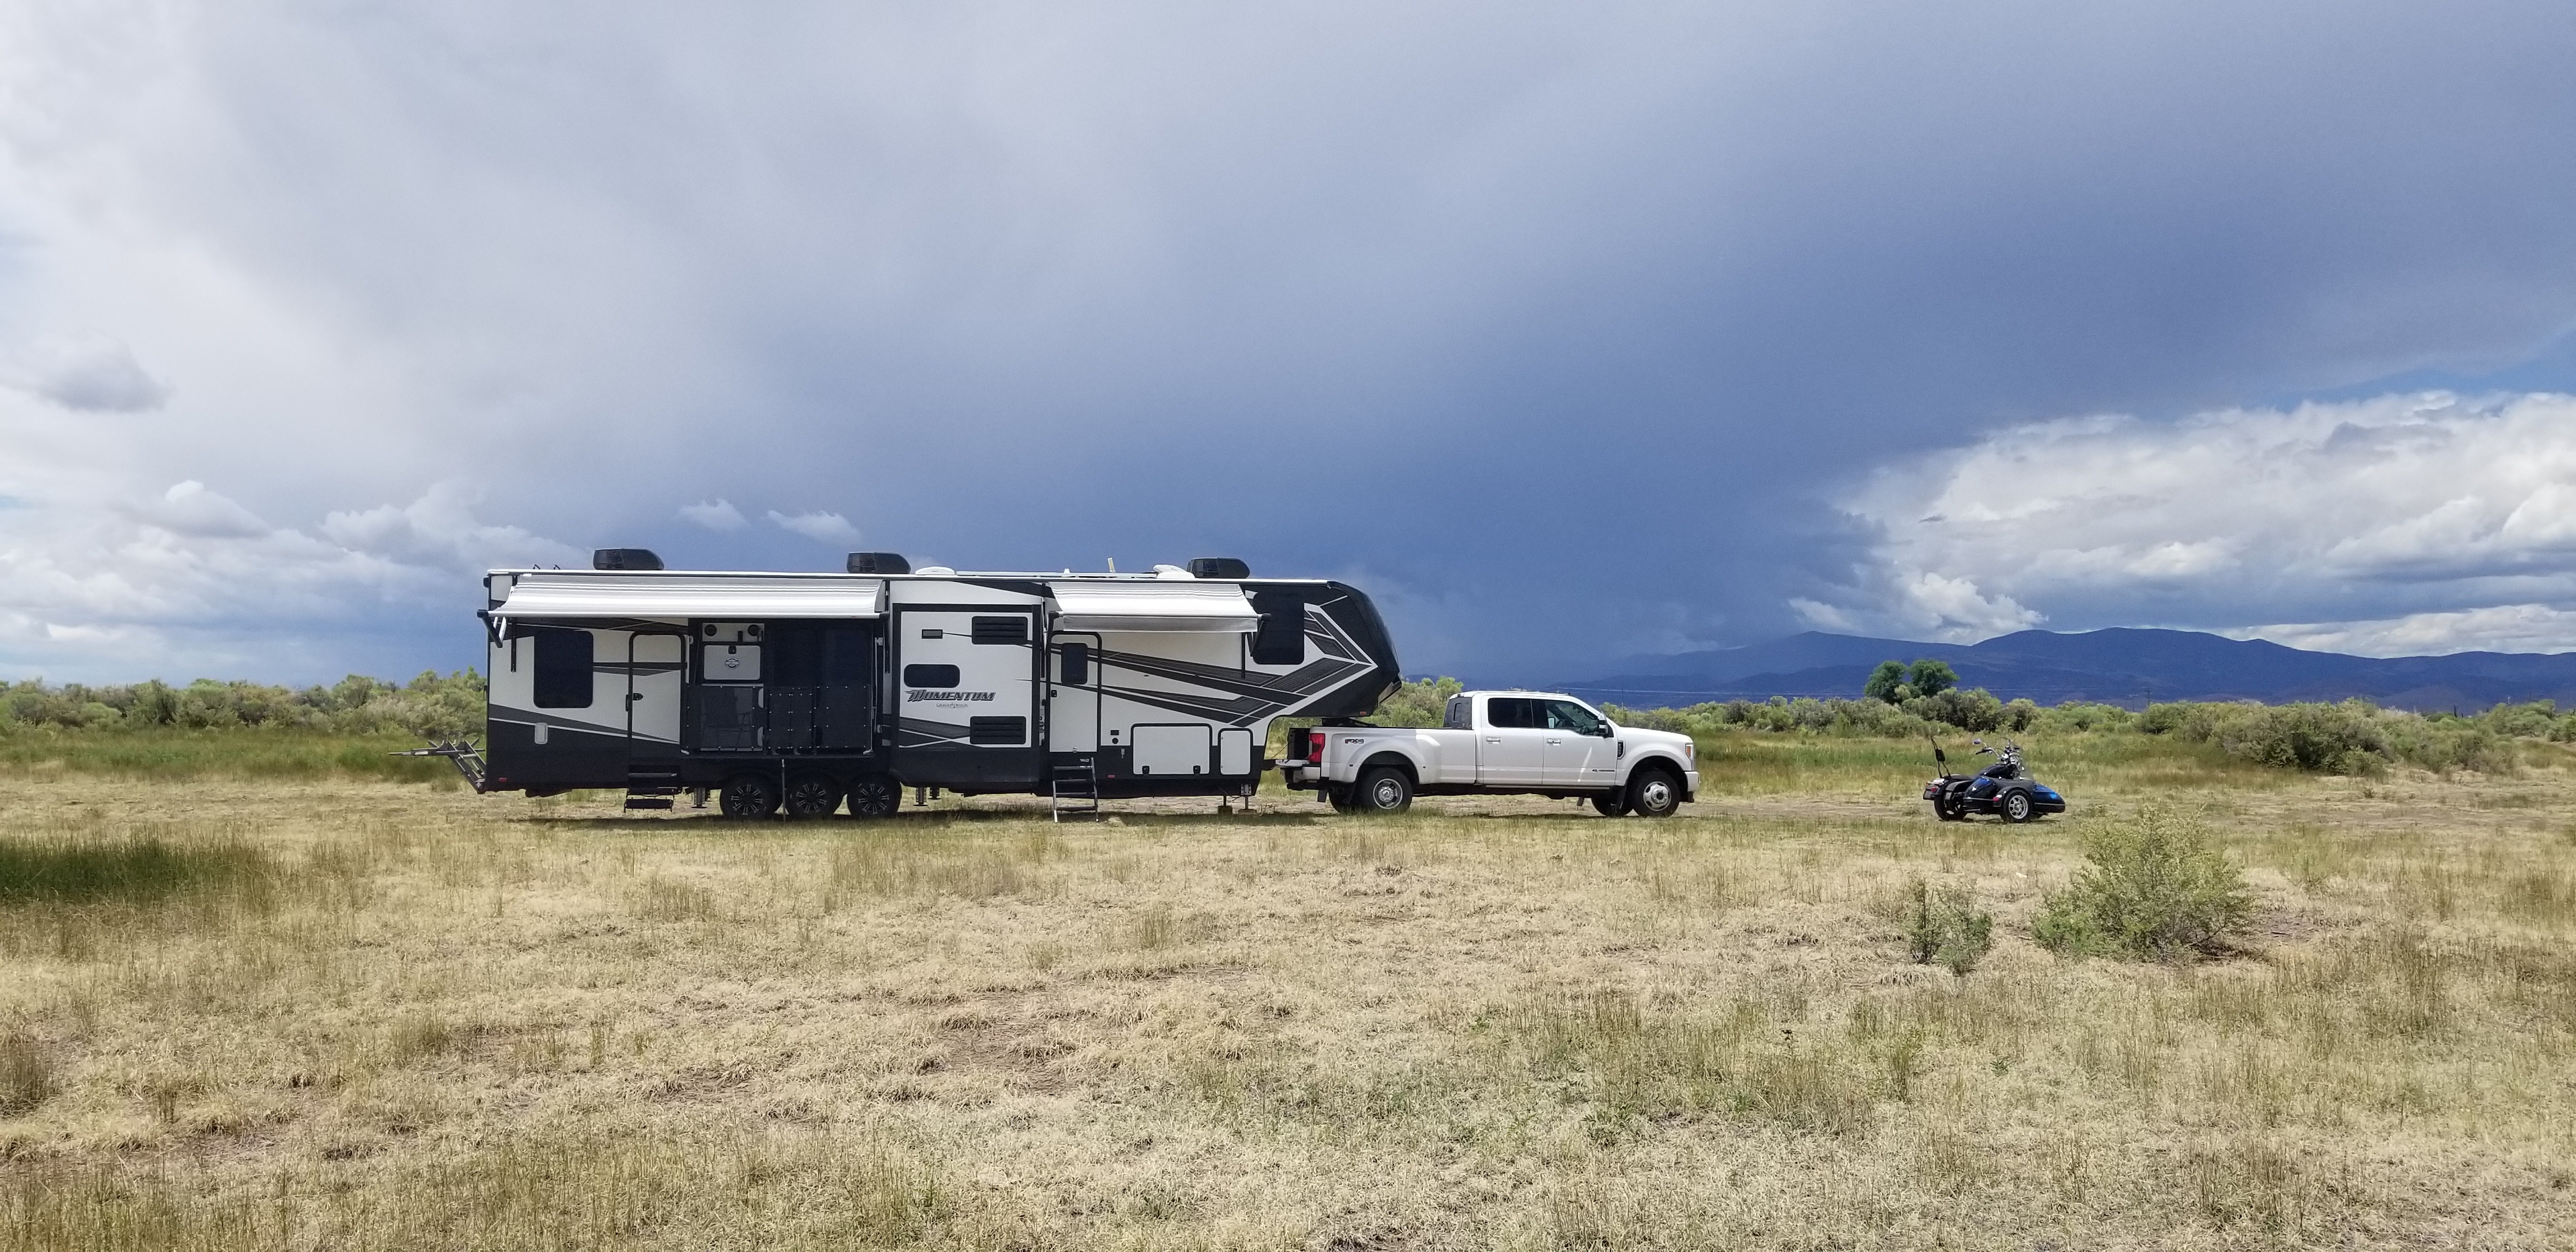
left=3, top=1, right=2575, bottom=680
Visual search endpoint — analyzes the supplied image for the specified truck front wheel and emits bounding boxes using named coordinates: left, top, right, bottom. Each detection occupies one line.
left=1352, top=766, right=1413, bottom=815
left=1625, top=768, right=1681, bottom=819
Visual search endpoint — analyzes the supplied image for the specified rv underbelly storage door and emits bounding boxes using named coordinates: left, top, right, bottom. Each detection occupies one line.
left=1132, top=724, right=1212, bottom=777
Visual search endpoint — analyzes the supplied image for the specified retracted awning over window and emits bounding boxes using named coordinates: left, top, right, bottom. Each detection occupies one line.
left=493, top=574, right=887, bottom=622
left=1049, top=582, right=1260, bottom=632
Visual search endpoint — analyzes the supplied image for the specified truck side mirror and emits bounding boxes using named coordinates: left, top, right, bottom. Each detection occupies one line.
left=1593, top=723, right=1613, bottom=737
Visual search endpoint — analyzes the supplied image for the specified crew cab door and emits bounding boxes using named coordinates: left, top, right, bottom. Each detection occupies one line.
left=1476, top=695, right=1548, bottom=785
left=1540, top=698, right=1619, bottom=788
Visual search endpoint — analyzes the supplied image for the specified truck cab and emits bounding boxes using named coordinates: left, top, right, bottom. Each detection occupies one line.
left=1281, top=690, right=1699, bottom=816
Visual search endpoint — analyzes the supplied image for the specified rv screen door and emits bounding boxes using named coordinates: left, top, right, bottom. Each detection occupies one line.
left=625, top=630, right=686, bottom=766
left=1049, top=632, right=1101, bottom=754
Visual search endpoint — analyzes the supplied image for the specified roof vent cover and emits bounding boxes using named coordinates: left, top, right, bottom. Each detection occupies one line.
left=592, top=548, right=664, bottom=571
left=847, top=551, right=911, bottom=575
left=1186, top=557, right=1250, bottom=580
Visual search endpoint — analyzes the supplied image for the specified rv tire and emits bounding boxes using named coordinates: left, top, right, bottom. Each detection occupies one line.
left=1352, top=766, right=1413, bottom=815
left=845, top=775, right=900, bottom=819
left=720, top=773, right=781, bottom=819
left=784, top=773, right=842, bottom=819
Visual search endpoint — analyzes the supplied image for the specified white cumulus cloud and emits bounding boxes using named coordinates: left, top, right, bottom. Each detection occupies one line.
left=1811, top=391, right=2576, bottom=655
left=766, top=509, right=859, bottom=545
left=679, top=499, right=747, bottom=531
left=0, top=475, right=581, bottom=681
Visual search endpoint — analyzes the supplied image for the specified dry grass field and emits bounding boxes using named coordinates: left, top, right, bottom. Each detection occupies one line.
left=2, top=734, right=2573, bottom=1249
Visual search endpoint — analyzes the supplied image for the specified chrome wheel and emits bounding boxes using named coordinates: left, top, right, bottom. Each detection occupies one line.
left=1354, top=766, right=1412, bottom=813
left=2002, top=791, right=2033, bottom=823
left=1627, top=771, right=1680, bottom=818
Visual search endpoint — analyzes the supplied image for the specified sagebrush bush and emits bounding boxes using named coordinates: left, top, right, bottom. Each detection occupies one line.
left=2138, top=697, right=2520, bottom=775
left=1904, top=881, right=1994, bottom=977
left=1, top=671, right=485, bottom=739
left=2035, top=807, right=2253, bottom=962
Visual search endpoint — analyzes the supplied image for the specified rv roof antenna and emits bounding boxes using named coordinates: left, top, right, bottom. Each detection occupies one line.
left=1107, top=557, right=1116, bottom=573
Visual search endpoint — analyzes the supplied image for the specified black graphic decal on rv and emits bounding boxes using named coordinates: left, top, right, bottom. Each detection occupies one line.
left=1086, top=607, right=1376, bottom=726
left=896, top=716, right=975, bottom=746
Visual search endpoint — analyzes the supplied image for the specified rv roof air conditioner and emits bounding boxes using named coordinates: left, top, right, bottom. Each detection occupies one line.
left=1187, top=557, right=1250, bottom=580
left=847, top=551, right=910, bottom=575
left=592, top=548, right=664, bottom=571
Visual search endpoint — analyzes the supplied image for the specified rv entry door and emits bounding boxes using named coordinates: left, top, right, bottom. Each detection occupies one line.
left=1049, top=632, right=1101, bottom=753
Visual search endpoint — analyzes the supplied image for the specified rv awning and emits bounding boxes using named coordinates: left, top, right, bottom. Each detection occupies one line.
left=493, top=575, right=886, bottom=622
left=1049, top=582, right=1260, bottom=632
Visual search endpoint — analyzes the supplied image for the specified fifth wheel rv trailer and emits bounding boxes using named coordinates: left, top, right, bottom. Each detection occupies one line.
left=431, top=550, right=1401, bottom=818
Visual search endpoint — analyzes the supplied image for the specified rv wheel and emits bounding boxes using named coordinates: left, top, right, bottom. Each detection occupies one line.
left=784, top=773, right=842, bottom=819
left=845, top=775, right=900, bottom=819
left=720, top=774, right=780, bottom=819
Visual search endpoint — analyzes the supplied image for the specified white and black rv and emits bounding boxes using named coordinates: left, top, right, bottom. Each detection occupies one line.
left=444, top=551, right=1401, bottom=817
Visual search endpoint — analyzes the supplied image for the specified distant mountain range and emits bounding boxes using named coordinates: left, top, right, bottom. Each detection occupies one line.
left=1555, top=628, right=2576, bottom=712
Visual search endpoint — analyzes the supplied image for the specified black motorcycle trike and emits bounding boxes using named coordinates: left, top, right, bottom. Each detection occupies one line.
left=1924, top=738, right=2067, bottom=823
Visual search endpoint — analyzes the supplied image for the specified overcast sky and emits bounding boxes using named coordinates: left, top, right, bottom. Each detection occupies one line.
left=5, top=1, right=2576, bottom=685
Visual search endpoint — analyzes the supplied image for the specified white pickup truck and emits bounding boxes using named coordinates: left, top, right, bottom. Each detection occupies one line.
left=1280, top=690, right=1700, bottom=816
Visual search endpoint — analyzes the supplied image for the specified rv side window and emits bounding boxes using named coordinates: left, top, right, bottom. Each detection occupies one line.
left=1059, top=642, right=1090, bottom=685
left=1248, top=591, right=1304, bottom=665
left=532, top=630, right=594, bottom=708
left=904, top=663, right=961, bottom=688
left=971, top=616, right=1028, bottom=644
left=1443, top=697, right=1470, bottom=730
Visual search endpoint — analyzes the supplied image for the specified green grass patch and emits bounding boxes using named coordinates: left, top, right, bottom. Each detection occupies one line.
left=0, top=836, right=274, bottom=907
left=0, top=728, right=460, bottom=785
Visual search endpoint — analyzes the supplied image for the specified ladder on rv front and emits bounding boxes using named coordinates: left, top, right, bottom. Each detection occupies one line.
left=1050, top=755, right=1100, bottom=822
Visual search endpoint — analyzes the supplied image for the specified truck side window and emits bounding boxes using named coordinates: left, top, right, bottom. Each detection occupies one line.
left=1443, top=696, right=1470, bottom=730
left=532, top=629, right=594, bottom=708
left=1487, top=697, right=1538, bottom=728
left=1545, top=700, right=1605, bottom=735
